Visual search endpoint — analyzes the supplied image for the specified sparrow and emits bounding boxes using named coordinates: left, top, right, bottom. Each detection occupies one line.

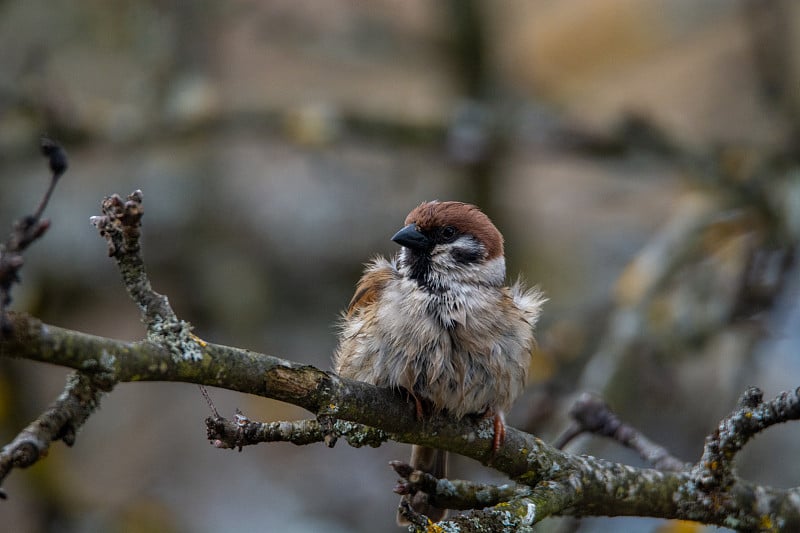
left=334, top=200, right=544, bottom=524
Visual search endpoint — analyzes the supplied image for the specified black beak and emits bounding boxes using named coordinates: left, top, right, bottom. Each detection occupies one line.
left=391, top=224, right=430, bottom=251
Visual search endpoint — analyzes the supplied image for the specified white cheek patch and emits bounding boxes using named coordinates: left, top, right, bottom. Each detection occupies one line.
left=430, top=236, right=483, bottom=265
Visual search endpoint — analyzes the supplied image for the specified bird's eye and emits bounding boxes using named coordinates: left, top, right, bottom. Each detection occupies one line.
left=441, top=226, right=457, bottom=241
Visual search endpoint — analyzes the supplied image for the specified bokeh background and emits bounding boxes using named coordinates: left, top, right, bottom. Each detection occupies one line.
left=1, top=1, right=799, bottom=532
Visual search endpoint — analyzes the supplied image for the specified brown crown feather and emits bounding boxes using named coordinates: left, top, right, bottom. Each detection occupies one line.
left=404, top=201, right=504, bottom=259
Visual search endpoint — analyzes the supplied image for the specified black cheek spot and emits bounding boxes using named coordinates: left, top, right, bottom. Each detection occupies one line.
left=451, top=246, right=483, bottom=264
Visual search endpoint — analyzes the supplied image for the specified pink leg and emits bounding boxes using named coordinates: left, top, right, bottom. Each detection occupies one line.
left=405, top=389, right=425, bottom=420
left=492, top=411, right=506, bottom=453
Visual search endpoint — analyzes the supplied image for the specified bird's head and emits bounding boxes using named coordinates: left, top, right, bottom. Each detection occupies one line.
left=392, top=201, right=505, bottom=291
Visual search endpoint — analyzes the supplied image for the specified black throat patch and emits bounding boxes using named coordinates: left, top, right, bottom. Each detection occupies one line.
left=403, top=249, right=440, bottom=293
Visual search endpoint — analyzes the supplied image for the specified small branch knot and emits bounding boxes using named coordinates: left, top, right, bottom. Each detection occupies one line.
left=40, top=136, right=68, bottom=178
left=9, top=440, right=41, bottom=468
left=91, top=191, right=144, bottom=257
left=738, top=386, right=764, bottom=409
left=317, top=415, right=338, bottom=448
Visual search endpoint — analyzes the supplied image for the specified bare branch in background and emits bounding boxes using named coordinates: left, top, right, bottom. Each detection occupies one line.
left=0, top=137, right=74, bottom=501
left=554, top=393, right=689, bottom=472
left=0, top=137, right=67, bottom=335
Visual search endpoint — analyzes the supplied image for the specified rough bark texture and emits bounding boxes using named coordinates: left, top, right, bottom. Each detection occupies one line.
left=2, top=178, right=799, bottom=530
left=2, top=312, right=800, bottom=530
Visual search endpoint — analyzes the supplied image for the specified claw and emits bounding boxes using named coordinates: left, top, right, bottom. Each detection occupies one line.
left=389, top=460, right=413, bottom=478
left=405, top=389, right=425, bottom=420
left=393, top=481, right=412, bottom=495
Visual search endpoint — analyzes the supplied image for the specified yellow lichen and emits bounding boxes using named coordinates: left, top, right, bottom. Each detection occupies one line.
left=653, top=519, right=705, bottom=533
left=189, top=333, right=208, bottom=347
left=426, top=519, right=446, bottom=533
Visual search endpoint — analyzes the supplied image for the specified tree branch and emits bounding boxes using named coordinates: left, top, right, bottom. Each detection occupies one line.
left=4, top=311, right=800, bottom=529
left=693, top=386, right=800, bottom=492
left=205, top=412, right=389, bottom=450
left=0, top=371, right=110, bottom=500
left=638, top=391, right=800, bottom=533
left=89, top=189, right=201, bottom=361
left=2, top=183, right=800, bottom=530
left=0, top=137, right=67, bottom=334
left=391, top=459, right=528, bottom=510
left=554, top=392, right=689, bottom=472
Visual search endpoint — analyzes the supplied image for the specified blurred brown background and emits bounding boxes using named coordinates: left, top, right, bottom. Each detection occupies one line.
left=1, top=1, right=799, bottom=532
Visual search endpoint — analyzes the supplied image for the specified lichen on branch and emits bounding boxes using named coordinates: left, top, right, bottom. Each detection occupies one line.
left=2, top=183, right=800, bottom=531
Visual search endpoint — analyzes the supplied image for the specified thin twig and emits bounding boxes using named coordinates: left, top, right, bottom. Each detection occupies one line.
left=89, top=190, right=210, bottom=425
left=390, top=459, right=525, bottom=510
left=0, top=372, right=112, bottom=495
left=33, top=137, right=68, bottom=220
left=555, top=393, right=689, bottom=472
left=199, top=384, right=220, bottom=418
left=693, top=386, right=800, bottom=490
left=206, top=411, right=389, bottom=450
left=0, top=137, right=68, bottom=334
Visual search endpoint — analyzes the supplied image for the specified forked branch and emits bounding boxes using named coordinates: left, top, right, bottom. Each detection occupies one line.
left=1, top=182, right=799, bottom=531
